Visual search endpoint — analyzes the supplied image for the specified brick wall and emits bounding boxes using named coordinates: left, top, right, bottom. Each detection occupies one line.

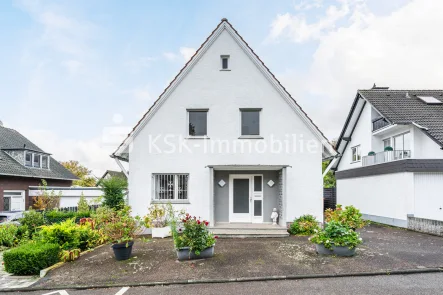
left=0, top=176, right=72, bottom=210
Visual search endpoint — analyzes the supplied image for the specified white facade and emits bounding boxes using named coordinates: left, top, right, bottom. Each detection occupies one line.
left=29, top=187, right=103, bottom=208
left=115, top=20, right=335, bottom=225
left=335, top=94, right=443, bottom=227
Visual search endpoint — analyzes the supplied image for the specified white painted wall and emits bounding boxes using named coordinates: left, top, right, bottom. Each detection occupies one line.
left=128, top=28, right=324, bottom=222
left=337, top=172, right=414, bottom=223
left=414, top=173, right=443, bottom=221
left=338, top=103, right=372, bottom=171
left=29, top=187, right=103, bottom=208
left=413, top=127, right=443, bottom=159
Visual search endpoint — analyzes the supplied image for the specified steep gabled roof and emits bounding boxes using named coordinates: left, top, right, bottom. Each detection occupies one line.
left=112, top=18, right=336, bottom=160
left=331, top=88, right=443, bottom=171
left=0, top=125, right=78, bottom=181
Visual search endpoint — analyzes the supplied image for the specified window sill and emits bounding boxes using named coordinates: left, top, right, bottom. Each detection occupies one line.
left=185, top=136, right=210, bottom=140
left=151, top=200, right=190, bottom=204
left=350, top=160, right=361, bottom=164
left=220, top=69, right=231, bottom=71
left=238, top=135, right=264, bottom=139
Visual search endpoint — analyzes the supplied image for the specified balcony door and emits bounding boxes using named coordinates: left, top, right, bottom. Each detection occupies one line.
left=394, top=132, right=411, bottom=159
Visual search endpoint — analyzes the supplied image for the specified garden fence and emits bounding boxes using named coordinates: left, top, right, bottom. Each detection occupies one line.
left=323, top=187, right=337, bottom=211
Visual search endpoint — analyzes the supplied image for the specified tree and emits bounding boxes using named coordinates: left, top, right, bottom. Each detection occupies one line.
left=61, top=160, right=96, bottom=187
left=77, top=193, right=89, bottom=212
left=32, top=179, right=62, bottom=210
left=99, top=176, right=127, bottom=210
left=322, top=160, right=336, bottom=188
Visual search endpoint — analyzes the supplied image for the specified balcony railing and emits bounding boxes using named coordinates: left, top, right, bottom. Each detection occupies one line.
left=362, top=150, right=411, bottom=167
left=372, top=117, right=390, bottom=131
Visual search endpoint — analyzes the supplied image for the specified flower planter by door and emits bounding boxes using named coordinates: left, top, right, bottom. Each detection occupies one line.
left=176, top=246, right=214, bottom=261
left=315, top=243, right=356, bottom=257
left=112, top=241, right=134, bottom=261
left=152, top=226, right=171, bottom=238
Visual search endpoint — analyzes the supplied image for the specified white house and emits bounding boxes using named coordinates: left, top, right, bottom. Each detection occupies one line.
left=328, top=86, right=443, bottom=235
left=112, top=19, right=336, bottom=234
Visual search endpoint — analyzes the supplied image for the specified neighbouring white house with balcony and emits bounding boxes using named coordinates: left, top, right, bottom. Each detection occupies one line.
left=327, top=86, right=443, bottom=235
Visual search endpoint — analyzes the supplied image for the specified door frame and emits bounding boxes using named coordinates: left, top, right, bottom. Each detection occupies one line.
left=228, top=174, right=263, bottom=223
left=3, top=190, right=26, bottom=211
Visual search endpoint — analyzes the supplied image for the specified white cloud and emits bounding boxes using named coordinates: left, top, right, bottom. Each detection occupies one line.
left=163, top=52, right=178, bottom=61
left=179, top=47, right=196, bottom=61
left=294, top=0, right=323, bottom=11
left=61, top=60, right=83, bottom=75
left=272, top=0, right=443, bottom=139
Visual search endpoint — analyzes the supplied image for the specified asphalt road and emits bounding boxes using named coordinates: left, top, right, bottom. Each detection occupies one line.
left=4, top=273, right=443, bottom=295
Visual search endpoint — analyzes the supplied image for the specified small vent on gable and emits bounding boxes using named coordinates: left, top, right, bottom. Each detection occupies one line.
left=417, top=96, right=443, bottom=105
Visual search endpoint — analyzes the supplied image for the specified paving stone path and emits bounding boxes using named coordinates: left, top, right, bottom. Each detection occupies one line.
left=0, top=252, right=39, bottom=289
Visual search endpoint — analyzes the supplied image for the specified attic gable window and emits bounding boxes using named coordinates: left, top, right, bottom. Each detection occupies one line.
left=42, top=155, right=49, bottom=169
left=417, top=96, right=442, bottom=105
left=221, top=55, right=230, bottom=70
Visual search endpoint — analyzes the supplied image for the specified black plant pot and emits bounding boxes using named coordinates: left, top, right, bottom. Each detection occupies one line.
left=112, top=241, right=134, bottom=261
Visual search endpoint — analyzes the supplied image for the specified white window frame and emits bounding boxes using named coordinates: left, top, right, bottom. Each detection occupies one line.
left=24, top=151, right=33, bottom=167
left=351, top=145, right=361, bottom=163
left=220, top=55, right=230, bottom=70
left=32, top=153, right=41, bottom=168
left=152, top=174, right=189, bottom=203
left=42, top=155, right=49, bottom=169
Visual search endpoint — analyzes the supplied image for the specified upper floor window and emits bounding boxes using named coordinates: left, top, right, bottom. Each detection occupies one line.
left=351, top=145, right=361, bottom=162
left=240, top=108, right=261, bottom=136
left=33, top=154, right=41, bottom=168
left=188, top=109, right=208, bottom=136
left=394, top=132, right=411, bottom=159
left=153, top=174, right=188, bottom=201
left=25, top=152, right=32, bottom=167
left=221, top=55, right=229, bottom=70
left=383, top=138, right=391, bottom=149
left=42, top=155, right=49, bottom=169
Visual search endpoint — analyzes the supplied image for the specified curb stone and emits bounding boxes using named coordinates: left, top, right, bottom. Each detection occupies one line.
left=1, top=267, right=441, bottom=293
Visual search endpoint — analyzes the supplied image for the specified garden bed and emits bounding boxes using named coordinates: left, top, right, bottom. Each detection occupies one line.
left=33, top=224, right=443, bottom=288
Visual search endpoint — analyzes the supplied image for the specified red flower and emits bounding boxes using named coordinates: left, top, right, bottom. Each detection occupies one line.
left=214, top=235, right=219, bottom=239
left=204, top=221, right=209, bottom=226
left=197, top=220, right=201, bottom=224
left=182, top=219, right=186, bottom=222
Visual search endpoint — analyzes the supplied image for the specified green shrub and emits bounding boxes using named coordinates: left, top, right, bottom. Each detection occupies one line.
left=37, top=218, right=99, bottom=251
left=324, top=204, right=366, bottom=229
left=20, top=209, right=45, bottom=236
left=288, top=215, right=320, bottom=235
left=3, top=242, right=60, bottom=275
left=310, top=220, right=363, bottom=249
left=44, top=210, right=91, bottom=224
left=99, top=177, right=127, bottom=210
left=77, top=194, right=90, bottom=212
left=0, top=224, right=29, bottom=248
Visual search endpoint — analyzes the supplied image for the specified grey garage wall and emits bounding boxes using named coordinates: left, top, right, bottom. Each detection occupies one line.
left=214, top=170, right=280, bottom=223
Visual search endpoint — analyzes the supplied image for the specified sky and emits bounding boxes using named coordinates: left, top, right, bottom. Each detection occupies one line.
left=1, top=0, right=443, bottom=177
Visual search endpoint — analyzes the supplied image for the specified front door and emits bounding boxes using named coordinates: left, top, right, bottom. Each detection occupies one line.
left=229, top=175, right=263, bottom=223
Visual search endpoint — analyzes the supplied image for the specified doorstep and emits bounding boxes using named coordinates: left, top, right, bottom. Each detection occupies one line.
left=210, top=223, right=289, bottom=238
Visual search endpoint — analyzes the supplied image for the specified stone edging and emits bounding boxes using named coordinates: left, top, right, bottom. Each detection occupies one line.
left=40, top=244, right=108, bottom=278
left=2, top=266, right=440, bottom=293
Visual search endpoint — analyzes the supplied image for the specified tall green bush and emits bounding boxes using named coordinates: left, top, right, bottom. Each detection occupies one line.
left=99, top=176, right=127, bottom=210
left=3, top=242, right=60, bottom=275
left=19, top=209, right=45, bottom=236
left=77, top=194, right=89, bottom=212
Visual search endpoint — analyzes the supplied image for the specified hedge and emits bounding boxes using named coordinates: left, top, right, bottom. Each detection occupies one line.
left=3, top=242, right=60, bottom=275
left=44, top=210, right=91, bottom=224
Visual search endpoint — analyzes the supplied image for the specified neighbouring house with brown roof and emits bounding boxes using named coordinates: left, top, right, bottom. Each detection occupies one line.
left=0, top=123, right=78, bottom=211
left=328, top=86, right=443, bottom=234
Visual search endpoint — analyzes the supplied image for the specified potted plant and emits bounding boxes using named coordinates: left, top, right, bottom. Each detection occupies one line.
left=169, top=210, right=217, bottom=260
left=101, top=206, right=140, bottom=261
left=143, top=204, right=171, bottom=238
left=310, top=221, right=363, bottom=257
left=324, top=204, right=366, bottom=230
